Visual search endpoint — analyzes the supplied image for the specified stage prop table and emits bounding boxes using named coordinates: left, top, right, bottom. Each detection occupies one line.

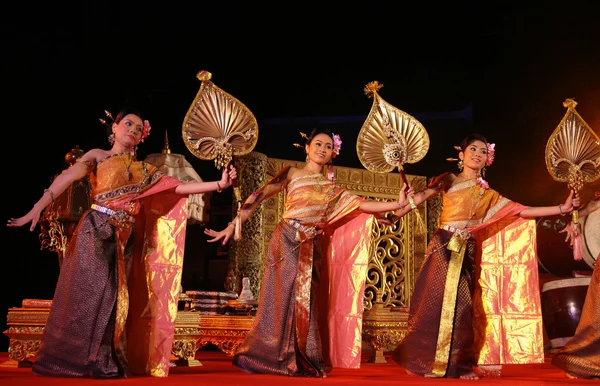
left=3, top=299, right=254, bottom=368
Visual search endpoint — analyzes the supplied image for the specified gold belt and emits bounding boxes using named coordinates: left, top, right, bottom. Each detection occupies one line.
left=286, top=219, right=322, bottom=242
left=440, top=224, right=472, bottom=240
left=441, top=224, right=472, bottom=253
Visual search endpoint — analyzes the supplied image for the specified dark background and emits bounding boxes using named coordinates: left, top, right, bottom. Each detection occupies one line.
left=1, top=1, right=599, bottom=351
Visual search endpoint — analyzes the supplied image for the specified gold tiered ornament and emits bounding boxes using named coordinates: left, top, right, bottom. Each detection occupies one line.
left=545, top=98, right=600, bottom=259
left=182, top=70, right=259, bottom=240
left=357, top=81, right=430, bottom=230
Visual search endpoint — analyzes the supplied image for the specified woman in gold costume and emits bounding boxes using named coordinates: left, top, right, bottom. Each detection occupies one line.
left=389, top=133, right=580, bottom=379
left=7, top=108, right=237, bottom=378
left=552, top=193, right=600, bottom=379
left=205, top=128, right=411, bottom=377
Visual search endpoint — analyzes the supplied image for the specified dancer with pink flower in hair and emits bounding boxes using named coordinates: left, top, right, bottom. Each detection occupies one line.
left=205, top=127, right=412, bottom=378
left=7, top=107, right=237, bottom=378
left=389, top=133, right=579, bottom=379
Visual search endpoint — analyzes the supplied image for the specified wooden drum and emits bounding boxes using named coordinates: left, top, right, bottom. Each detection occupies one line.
left=541, top=277, right=591, bottom=348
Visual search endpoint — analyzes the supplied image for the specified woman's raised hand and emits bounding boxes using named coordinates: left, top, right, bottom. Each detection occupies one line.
left=219, top=165, right=237, bottom=189
left=204, top=222, right=235, bottom=245
left=397, top=183, right=413, bottom=208
left=562, top=189, right=581, bottom=213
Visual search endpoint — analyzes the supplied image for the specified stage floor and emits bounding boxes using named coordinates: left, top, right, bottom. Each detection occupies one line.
left=0, top=349, right=593, bottom=385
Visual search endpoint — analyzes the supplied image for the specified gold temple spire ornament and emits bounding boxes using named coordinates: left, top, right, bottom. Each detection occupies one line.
left=357, top=81, right=430, bottom=229
left=182, top=70, right=259, bottom=240
left=545, top=98, right=600, bottom=226
left=162, top=130, right=171, bottom=155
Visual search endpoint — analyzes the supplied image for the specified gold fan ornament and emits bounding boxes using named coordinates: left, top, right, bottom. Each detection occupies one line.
left=357, top=81, right=430, bottom=229
left=357, top=81, right=430, bottom=183
left=182, top=70, right=259, bottom=240
left=545, top=98, right=600, bottom=225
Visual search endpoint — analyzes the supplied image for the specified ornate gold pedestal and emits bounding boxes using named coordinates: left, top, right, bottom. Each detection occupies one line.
left=2, top=304, right=253, bottom=367
left=172, top=311, right=203, bottom=366
left=2, top=307, right=48, bottom=367
left=361, top=303, right=408, bottom=363
left=197, top=314, right=254, bottom=356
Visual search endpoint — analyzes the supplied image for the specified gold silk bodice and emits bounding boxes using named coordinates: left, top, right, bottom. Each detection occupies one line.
left=89, top=153, right=163, bottom=212
left=282, top=173, right=360, bottom=228
left=440, top=178, right=508, bottom=228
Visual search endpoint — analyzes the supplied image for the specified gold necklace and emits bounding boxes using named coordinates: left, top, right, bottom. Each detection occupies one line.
left=468, top=183, right=485, bottom=219
left=119, top=154, right=134, bottom=181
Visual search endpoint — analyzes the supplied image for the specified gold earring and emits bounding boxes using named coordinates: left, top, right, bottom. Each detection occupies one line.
left=305, top=154, right=309, bottom=162
left=457, top=159, right=464, bottom=171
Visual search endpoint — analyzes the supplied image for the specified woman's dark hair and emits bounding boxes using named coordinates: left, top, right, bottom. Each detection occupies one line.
left=305, top=127, right=334, bottom=146
left=104, top=107, right=145, bottom=135
left=100, top=107, right=144, bottom=135
left=114, top=107, right=144, bottom=124
left=459, top=132, right=488, bottom=152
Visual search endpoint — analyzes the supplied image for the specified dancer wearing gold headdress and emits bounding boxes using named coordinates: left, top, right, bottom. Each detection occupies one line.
left=7, top=108, right=237, bottom=378
left=552, top=193, right=600, bottom=379
left=390, top=133, right=579, bottom=379
left=205, top=128, right=411, bottom=377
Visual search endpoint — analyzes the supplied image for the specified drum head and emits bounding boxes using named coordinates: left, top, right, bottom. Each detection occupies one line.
left=582, top=208, right=600, bottom=268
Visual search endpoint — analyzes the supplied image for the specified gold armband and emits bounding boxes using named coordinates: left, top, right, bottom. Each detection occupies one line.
left=44, top=189, right=56, bottom=203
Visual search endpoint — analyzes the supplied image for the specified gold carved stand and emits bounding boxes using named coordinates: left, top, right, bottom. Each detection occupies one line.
left=2, top=304, right=214, bottom=368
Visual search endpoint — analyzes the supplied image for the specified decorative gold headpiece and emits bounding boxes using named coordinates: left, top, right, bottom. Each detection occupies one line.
left=292, top=132, right=310, bottom=149
left=99, top=110, right=114, bottom=127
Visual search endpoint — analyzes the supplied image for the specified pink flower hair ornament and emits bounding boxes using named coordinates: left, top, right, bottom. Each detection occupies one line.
left=140, top=120, right=151, bottom=142
left=332, top=133, right=342, bottom=158
left=486, top=143, right=495, bottom=166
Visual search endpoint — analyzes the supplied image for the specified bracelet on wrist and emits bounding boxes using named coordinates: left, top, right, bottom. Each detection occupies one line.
left=408, top=197, right=417, bottom=210
left=216, top=181, right=223, bottom=193
left=558, top=204, right=566, bottom=216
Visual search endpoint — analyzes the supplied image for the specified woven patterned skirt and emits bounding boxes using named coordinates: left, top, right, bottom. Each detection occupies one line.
left=391, top=229, right=477, bottom=377
left=552, top=256, right=600, bottom=379
left=233, top=221, right=327, bottom=377
left=32, top=211, right=133, bottom=378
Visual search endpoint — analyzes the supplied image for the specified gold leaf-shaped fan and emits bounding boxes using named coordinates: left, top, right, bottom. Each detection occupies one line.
left=182, top=70, right=258, bottom=169
left=182, top=70, right=259, bottom=240
left=546, top=98, right=600, bottom=223
left=357, top=81, right=430, bottom=184
left=358, top=81, right=430, bottom=231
